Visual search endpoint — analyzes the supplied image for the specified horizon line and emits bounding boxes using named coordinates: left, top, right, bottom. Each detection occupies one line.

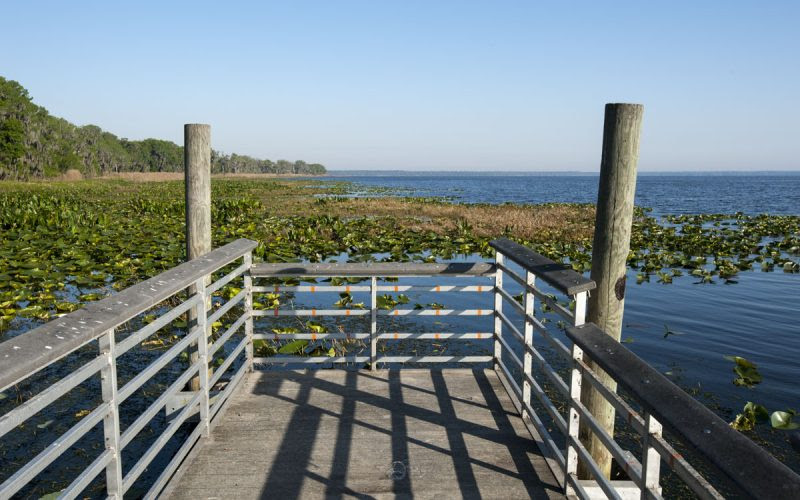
left=323, top=169, right=800, bottom=174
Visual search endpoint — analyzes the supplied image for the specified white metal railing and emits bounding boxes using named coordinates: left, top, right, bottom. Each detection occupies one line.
left=488, top=238, right=800, bottom=500
left=249, top=261, right=496, bottom=367
left=244, top=240, right=800, bottom=499
left=0, top=238, right=257, bottom=499
left=3, top=237, right=799, bottom=499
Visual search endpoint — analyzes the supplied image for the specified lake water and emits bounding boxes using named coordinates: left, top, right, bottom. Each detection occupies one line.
left=320, top=171, right=800, bottom=216
left=316, top=171, right=800, bottom=471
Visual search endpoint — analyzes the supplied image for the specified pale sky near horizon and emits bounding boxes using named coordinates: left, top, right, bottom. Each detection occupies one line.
left=2, top=1, right=798, bottom=171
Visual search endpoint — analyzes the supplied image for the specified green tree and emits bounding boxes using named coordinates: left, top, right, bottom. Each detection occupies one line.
left=0, top=118, right=25, bottom=174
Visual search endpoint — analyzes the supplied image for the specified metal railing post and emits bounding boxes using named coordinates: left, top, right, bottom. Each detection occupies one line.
left=99, top=328, right=123, bottom=498
left=566, top=291, right=588, bottom=495
left=522, top=270, right=535, bottom=420
left=370, top=277, right=377, bottom=370
left=243, top=252, right=254, bottom=372
left=641, top=412, right=663, bottom=499
left=195, top=277, right=211, bottom=437
left=493, top=252, right=504, bottom=367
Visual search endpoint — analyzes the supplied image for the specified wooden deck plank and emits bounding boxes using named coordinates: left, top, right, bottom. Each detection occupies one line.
left=164, top=369, right=563, bottom=499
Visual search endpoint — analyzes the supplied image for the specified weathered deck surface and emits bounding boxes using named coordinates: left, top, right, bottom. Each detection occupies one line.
left=164, top=368, right=563, bottom=499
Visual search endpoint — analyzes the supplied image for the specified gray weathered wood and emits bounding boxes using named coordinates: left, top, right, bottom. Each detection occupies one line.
left=0, top=238, right=257, bottom=393
left=185, top=123, right=212, bottom=392
left=251, top=262, right=497, bottom=277
left=568, top=323, right=800, bottom=499
left=489, top=239, right=595, bottom=295
left=579, top=103, right=643, bottom=479
left=184, top=124, right=212, bottom=262
left=162, top=369, right=563, bottom=499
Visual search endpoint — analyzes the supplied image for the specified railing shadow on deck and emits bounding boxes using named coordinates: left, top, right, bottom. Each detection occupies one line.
left=235, top=368, right=559, bottom=499
left=1, top=237, right=800, bottom=499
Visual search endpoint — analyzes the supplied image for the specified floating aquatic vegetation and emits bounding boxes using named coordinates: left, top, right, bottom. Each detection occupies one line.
left=730, top=402, right=769, bottom=431
left=771, top=410, right=799, bottom=430
left=0, top=178, right=797, bottom=332
left=724, top=355, right=763, bottom=388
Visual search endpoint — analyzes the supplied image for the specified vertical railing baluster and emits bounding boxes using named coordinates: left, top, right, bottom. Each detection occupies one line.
left=370, top=276, right=377, bottom=370
left=99, top=328, right=123, bottom=498
left=641, top=412, right=663, bottom=499
left=522, top=270, right=535, bottom=419
left=195, top=277, right=211, bottom=437
left=243, top=252, right=254, bottom=373
left=565, top=291, right=588, bottom=495
left=493, top=252, right=504, bottom=367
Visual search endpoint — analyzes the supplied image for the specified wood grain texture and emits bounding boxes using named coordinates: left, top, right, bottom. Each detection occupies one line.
left=580, top=103, right=643, bottom=480
left=163, top=369, right=563, bottom=499
left=184, top=124, right=212, bottom=261
left=184, top=124, right=212, bottom=391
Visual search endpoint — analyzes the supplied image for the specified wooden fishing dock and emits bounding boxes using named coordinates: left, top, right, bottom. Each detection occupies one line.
left=2, top=108, right=800, bottom=499
left=163, top=369, right=562, bottom=499
left=2, top=237, right=799, bottom=499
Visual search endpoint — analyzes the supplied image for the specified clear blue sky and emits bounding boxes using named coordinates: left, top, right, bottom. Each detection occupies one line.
left=2, top=1, right=798, bottom=171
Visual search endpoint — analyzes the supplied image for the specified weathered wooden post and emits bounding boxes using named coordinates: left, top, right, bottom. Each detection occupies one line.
left=185, top=124, right=211, bottom=392
left=578, top=103, right=643, bottom=479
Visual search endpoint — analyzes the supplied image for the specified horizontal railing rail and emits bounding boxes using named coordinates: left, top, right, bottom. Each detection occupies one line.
left=568, top=323, right=800, bottom=499
left=0, top=238, right=257, bottom=499
left=251, top=261, right=497, bottom=277
left=489, top=238, right=596, bottom=296
left=5, top=234, right=798, bottom=499
left=251, top=261, right=496, bottom=368
left=0, top=238, right=257, bottom=393
left=489, top=239, right=800, bottom=500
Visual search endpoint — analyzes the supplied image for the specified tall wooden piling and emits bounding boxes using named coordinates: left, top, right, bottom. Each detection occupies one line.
left=185, top=124, right=212, bottom=260
left=185, top=124, right=211, bottom=391
left=579, top=103, right=643, bottom=479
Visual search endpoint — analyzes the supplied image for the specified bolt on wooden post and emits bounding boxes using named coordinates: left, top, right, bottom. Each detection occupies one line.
left=578, top=103, right=643, bottom=479
left=185, top=124, right=212, bottom=392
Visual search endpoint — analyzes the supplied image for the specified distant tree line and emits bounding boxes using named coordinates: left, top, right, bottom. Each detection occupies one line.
left=0, top=76, right=326, bottom=179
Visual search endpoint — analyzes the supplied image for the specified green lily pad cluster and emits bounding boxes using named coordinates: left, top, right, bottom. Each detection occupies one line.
left=725, top=356, right=798, bottom=434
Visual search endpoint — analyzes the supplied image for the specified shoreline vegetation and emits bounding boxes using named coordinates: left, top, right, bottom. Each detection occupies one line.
left=0, top=76, right=326, bottom=179
left=0, top=176, right=797, bottom=332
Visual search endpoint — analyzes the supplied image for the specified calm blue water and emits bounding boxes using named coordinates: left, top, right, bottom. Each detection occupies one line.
left=321, top=172, right=800, bottom=215
left=315, top=171, right=800, bottom=467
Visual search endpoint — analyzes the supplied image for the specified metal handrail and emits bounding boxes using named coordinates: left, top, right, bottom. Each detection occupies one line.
left=0, top=238, right=258, bottom=393
left=4, top=236, right=798, bottom=499
left=0, top=238, right=257, bottom=499
left=250, top=261, right=497, bottom=368
left=568, top=323, right=800, bottom=499
left=491, top=240, right=800, bottom=500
